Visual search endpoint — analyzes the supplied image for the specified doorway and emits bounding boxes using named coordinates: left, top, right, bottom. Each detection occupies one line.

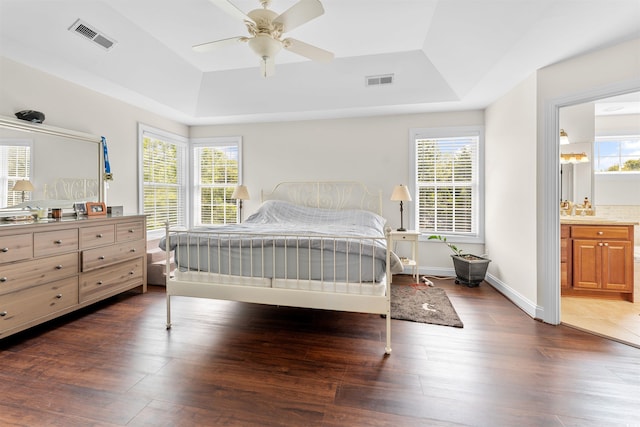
left=558, top=91, right=640, bottom=348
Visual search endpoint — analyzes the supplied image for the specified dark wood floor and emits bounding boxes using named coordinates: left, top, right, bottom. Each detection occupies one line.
left=1, top=275, right=639, bottom=426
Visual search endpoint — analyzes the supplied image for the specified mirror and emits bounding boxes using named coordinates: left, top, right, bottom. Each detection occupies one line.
left=0, top=115, right=104, bottom=209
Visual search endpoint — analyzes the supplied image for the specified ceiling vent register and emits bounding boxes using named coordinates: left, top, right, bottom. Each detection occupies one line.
left=68, top=19, right=116, bottom=51
left=366, top=74, right=394, bottom=87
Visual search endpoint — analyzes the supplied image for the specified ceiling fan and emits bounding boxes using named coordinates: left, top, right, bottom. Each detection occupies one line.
left=194, top=0, right=334, bottom=77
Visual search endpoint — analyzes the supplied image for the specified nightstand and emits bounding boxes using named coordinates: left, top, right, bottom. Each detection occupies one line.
left=389, top=230, right=420, bottom=281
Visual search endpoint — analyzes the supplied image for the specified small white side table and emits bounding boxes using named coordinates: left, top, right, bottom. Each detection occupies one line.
left=389, top=230, right=420, bottom=282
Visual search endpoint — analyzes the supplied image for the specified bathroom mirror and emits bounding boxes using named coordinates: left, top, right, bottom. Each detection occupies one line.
left=0, top=115, right=104, bottom=209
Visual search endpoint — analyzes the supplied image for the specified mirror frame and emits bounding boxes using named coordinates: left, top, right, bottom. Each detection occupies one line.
left=0, top=115, right=104, bottom=203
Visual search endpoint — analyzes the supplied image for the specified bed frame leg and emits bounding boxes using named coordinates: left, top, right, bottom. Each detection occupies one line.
left=385, top=312, right=392, bottom=355
left=166, top=294, right=172, bottom=330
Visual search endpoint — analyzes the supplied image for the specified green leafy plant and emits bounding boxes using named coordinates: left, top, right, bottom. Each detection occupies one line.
left=428, top=235, right=463, bottom=256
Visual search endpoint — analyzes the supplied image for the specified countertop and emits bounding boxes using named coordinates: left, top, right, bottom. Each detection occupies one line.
left=560, top=216, right=638, bottom=226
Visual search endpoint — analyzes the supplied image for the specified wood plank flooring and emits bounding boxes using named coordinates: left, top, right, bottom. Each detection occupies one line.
left=1, top=275, right=639, bottom=426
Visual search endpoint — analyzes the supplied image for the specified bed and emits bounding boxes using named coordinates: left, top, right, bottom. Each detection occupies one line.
left=161, top=181, right=404, bottom=354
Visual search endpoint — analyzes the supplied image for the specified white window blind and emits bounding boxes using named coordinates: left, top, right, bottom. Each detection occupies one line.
left=413, top=131, right=481, bottom=237
left=0, top=142, right=31, bottom=206
left=141, top=128, right=187, bottom=235
left=193, top=140, right=240, bottom=226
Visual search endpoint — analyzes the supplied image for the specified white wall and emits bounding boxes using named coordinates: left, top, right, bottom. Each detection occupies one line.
left=0, top=57, right=188, bottom=214
left=484, top=74, right=538, bottom=306
left=190, top=111, right=485, bottom=269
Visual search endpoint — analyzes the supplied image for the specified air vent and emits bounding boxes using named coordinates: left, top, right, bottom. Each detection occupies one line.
left=68, top=19, right=116, bottom=51
left=365, top=74, right=394, bottom=87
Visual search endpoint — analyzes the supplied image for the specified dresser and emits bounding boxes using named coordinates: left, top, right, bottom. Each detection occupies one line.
left=0, top=215, right=147, bottom=339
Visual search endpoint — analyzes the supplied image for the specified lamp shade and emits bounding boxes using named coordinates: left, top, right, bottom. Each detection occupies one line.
left=12, top=179, right=34, bottom=192
left=560, top=129, right=570, bottom=145
left=390, top=184, right=411, bottom=202
left=231, top=185, right=250, bottom=200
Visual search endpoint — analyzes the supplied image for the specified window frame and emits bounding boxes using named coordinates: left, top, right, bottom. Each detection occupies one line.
left=0, top=139, right=33, bottom=207
left=138, top=124, right=189, bottom=240
left=191, top=137, right=243, bottom=227
left=593, top=134, right=640, bottom=174
left=409, top=125, right=485, bottom=244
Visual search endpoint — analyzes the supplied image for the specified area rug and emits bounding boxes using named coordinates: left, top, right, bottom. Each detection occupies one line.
left=390, top=284, right=464, bottom=328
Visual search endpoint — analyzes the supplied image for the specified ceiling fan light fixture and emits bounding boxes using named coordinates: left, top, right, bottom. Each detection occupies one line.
left=248, top=34, right=282, bottom=60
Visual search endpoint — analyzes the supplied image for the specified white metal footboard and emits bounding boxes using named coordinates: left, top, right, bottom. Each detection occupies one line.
left=164, top=223, right=393, bottom=354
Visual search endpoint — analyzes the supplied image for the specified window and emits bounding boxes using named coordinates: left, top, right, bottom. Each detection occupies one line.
left=594, top=135, right=640, bottom=173
left=0, top=140, right=32, bottom=207
left=411, top=127, right=483, bottom=241
left=192, top=138, right=241, bottom=226
left=139, top=125, right=188, bottom=238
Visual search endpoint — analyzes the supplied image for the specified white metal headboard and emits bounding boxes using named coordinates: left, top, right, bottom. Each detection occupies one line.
left=42, top=178, right=99, bottom=201
left=261, top=181, right=382, bottom=215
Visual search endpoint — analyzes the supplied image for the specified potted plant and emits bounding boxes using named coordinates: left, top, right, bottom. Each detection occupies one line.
left=428, top=235, right=491, bottom=287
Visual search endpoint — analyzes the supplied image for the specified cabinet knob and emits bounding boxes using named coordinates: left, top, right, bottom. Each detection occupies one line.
left=56, top=294, right=62, bottom=299
left=98, top=256, right=105, bottom=260
left=0, top=311, right=7, bottom=317
left=1, top=247, right=8, bottom=252
left=597, top=231, right=604, bottom=235
left=129, top=271, right=134, bottom=275
left=96, top=233, right=103, bottom=238
left=55, top=265, right=63, bottom=270
left=97, top=281, right=103, bottom=285
left=128, top=229, right=135, bottom=233
left=0, top=277, right=7, bottom=282
left=130, top=248, right=136, bottom=253
left=603, top=243, right=609, bottom=247
left=54, top=240, right=63, bottom=245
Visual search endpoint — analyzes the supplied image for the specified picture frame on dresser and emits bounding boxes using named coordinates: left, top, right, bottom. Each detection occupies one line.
left=74, top=202, right=87, bottom=215
left=86, top=202, right=106, bottom=216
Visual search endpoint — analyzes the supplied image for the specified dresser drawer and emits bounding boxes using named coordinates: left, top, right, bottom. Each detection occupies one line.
left=34, top=229, right=78, bottom=257
left=80, top=224, right=115, bottom=249
left=570, top=226, right=631, bottom=240
left=0, top=233, right=32, bottom=263
left=116, top=221, right=145, bottom=242
left=81, top=239, right=145, bottom=272
left=0, top=252, right=78, bottom=295
left=79, top=257, right=144, bottom=303
left=0, top=276, right=78, bottom=336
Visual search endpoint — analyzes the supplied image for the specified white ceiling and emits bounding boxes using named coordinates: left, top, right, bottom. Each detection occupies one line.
left=1, top=0, right=639, bottom=125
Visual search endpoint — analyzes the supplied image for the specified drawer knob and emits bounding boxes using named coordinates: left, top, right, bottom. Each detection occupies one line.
left=97, top=281, right=103, bottom=285
left=0, top=311, right=7, bottom=317
left=56, top=294, right=62, bottom=299
left=98, top=256, right=105, bottom=260
left=1, top=247, right=8, bottom=253
left=55, top=265, right=63, bottom=270
left=597, top=231, right=604, bottom=235
left=0, top=277, right=7, bottom=282
left=54, top=240, right=63, bottom=245
left=130, top=248, right=136, bottom=253
left=128, top=229, right=135, bottom=233
left=129, top=271, right=134, bottom=275
left=603, top=243, right=609, bottom=247
left=96, top=233, right=103, bottom=238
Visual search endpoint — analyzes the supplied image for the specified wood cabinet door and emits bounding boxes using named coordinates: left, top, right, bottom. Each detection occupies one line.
left=601, top=240, right=633, bottom=292
left=573, top=239, right=600, bottom=290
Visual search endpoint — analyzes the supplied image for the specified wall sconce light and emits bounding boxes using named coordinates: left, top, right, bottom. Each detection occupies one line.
left=560, top=129, right=570, bottom=145
left=560, top=152, right=589, bottom=164
left=390, top=184, right=412, bottom=231
left=231, top=184, right=250, bottom=222
left=12, top=179, right=34, bottom=203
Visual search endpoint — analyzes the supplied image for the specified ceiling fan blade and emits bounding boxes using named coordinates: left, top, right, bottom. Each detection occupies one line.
left=284, top=38, right=333, bottom=62
left=260, top=56, right=276, bottom=78
left=208, top=0, right=255, bottom=24
left=193, top=36, right=246, bottom=52
left=273, top=0, right=324, bottom=33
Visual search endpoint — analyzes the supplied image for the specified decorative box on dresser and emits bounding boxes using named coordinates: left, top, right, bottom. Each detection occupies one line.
left=0, top=215, right=146, bottom=339
left=561, top=218, right=636, bottom=302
